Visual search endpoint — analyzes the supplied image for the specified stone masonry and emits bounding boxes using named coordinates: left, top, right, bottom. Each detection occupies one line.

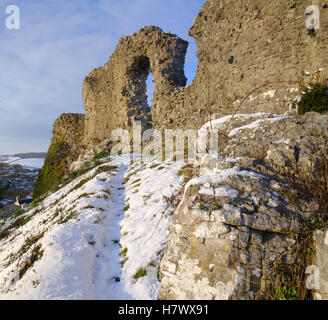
left=159, top=112, right=328, bottom=299
left=42, top=0, right=328, bottom=163
left=83, top=0, right=328, bottom=149
left=34, top=113, right=85, bottom=197
left=82, top=26, right=188, bottom=147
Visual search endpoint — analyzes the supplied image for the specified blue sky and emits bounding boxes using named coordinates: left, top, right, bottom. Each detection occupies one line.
left=0, top=0, right=206, bottom=155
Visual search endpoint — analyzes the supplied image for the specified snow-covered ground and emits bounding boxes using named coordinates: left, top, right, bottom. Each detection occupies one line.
left=0, top=156, right=20, bottom=163
left=0, top=154, right=184, bottom=300
left=0, top=113, right=291, bottom=300
left=1, top=158, right=44, bottom=169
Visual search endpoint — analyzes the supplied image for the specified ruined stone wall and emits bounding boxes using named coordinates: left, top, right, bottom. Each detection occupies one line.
left=81, top=0, right=328, bottom=146
left=38, top=0, right=328, bottom=187
left=34, top=113, right=85, bottom=197
left=82, top=26, right=188, bottom=147
left=51, top=113, right=85, bottom=151
left=156, top=0, right=328, bottom=129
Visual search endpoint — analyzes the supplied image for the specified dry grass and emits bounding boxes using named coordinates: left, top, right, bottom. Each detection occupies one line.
left=262, top=234, right=314, bottom=300
left=283, top=149, right=328, bottom=230
left=264, top=150, right=328, bottom=300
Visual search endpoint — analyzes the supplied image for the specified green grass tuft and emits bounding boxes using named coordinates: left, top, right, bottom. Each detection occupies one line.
left=297, top=83, right=328, bottom=114
left=133, top=267, right=147, bottom=280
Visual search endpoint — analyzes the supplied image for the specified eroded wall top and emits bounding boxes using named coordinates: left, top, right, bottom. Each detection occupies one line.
left=82, top=26, right=188, bottom=147
left=83, top=0, right=328, bottom=142
left=174, top=0, right=328, bottom=128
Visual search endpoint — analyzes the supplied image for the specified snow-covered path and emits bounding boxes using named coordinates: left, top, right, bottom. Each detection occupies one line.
left=0, top=155, right=184, bottom=299
left=91, top=162, right=133, bottom=299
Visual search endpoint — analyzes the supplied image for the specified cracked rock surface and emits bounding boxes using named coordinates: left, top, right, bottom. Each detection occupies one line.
left=159, top=112, right=328, bottom=300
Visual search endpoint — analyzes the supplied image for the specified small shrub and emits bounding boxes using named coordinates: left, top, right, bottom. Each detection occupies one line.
left=212, top=203, right=222, bottom=210
left=11, top=209, right=26, bottom=219
left=93, top=152, right=111, bottom=160
left=297, top=83, right=328, bottom=114
left=0, top=229, right=10, bottom=241
left=57, top=211, right=77, bottom=224
left=83, top=205, right=95, bottom=210
left=149, top=163, right=160, bottom=169
left=120, top=248, right=128, bottom=265
left=276, top=284, right=299, bottom=300
left=133, top=267, right=147, bottom=280
left=30, top=194, right=48, bottom=209
left=19, top=244, right=44, bottom=279
left=20, top=216, right=32, bottom=226
left=303, top=247, right=312, bottom=261
left=96, top=165, right=118, bottom=175
left=131, top=178, right=141, bottom=185
left=19, top=233, right=45, bottom=255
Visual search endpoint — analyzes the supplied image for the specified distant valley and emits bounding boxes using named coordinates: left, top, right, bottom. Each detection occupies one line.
left=0, top=152, right=45, bottom=218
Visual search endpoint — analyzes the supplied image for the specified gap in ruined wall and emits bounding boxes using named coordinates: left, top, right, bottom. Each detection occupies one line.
left=146, top=72, right=154, bottom=107
left=184, top=37, right=198, bottom=86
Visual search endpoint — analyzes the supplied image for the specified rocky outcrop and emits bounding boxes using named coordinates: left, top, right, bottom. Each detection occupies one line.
left=159, top=112, right=328, bottom=300
left=313, top=228, right=328, bottom=299
left=34, top=113, right=85, bottom=197
left=50, top=113, right=86, bottom=152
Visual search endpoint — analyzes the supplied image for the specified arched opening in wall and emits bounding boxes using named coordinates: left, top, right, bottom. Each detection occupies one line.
left=128, top=56, right=152, bottom=129
left=146, top=72, right=154, bottom=107
left=184, top=37, right=199, bottom=86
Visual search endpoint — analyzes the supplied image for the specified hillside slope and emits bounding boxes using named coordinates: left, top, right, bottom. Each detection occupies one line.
left=1, top=112, right=327, bottom=300
left=0, top=154, right=183, bottom=299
